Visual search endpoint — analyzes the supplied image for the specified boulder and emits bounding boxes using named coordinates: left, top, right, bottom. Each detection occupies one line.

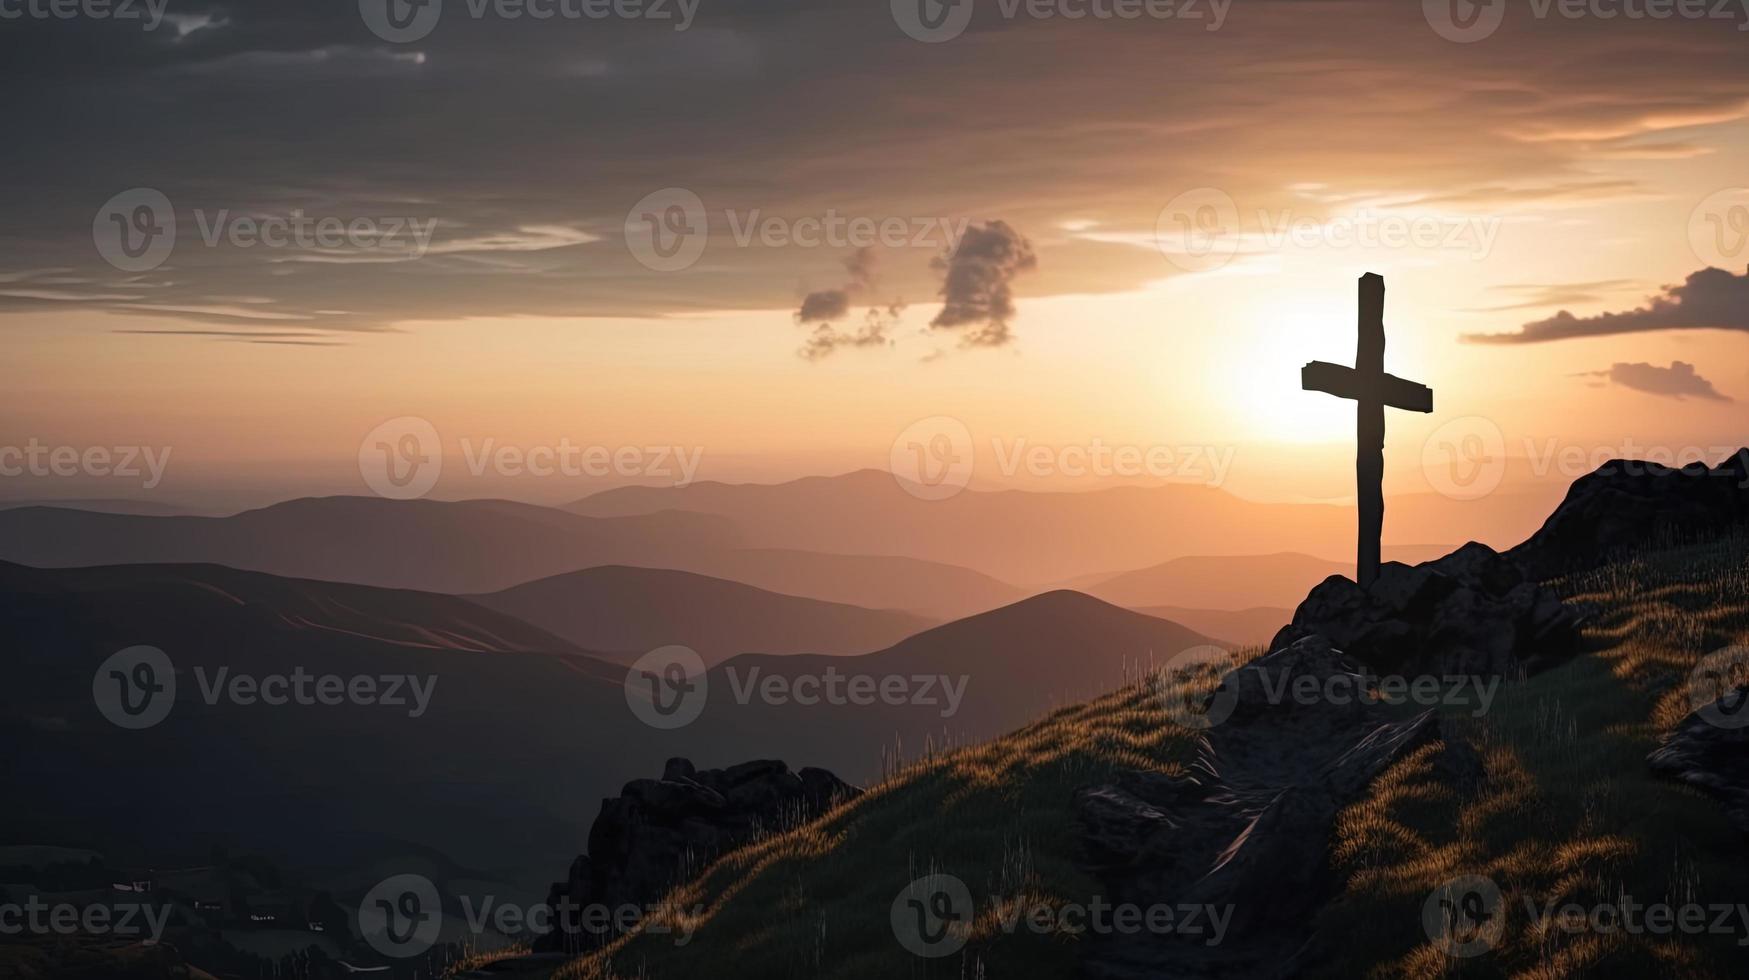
left=1271, top=542, right=1580, bottom=676
left=1648, top=687, right=1749, bottom=835
left=1074, top=635, right=1457, bottom=979
left=538, top=757, right=859, bottom=953
left=1510, top=448, right=1749, bottom=579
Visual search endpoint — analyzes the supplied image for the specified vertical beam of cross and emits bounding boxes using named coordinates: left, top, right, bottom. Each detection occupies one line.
left=1356, top=274, right=1386, bottom=590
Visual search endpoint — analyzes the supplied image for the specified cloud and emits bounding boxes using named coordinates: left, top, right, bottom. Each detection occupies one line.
left=1577, top=360, right=1732, bottom=402
left=928, top=221, right=1036, bottom=348
left=1459, top=279, right=1637, bottom=313
left=794, top=248, right=904, bottom=360
left=1466, top=267, right=1749, bottom=344
left=11, top=3, right=1749, bottom=338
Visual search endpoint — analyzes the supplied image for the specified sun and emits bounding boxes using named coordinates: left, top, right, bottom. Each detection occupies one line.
left=1227, top=298, right=1357, bottom=445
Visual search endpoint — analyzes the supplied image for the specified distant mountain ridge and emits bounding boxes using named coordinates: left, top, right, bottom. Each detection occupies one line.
left=0, top=497, right=742, bottom=594
left=568, top=469, right=1539, bottom=581
left=471, top=565, right=937, bottom=665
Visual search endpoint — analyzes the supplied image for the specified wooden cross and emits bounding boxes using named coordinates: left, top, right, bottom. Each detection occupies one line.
left=1302, top=273, right=1433, bottom=589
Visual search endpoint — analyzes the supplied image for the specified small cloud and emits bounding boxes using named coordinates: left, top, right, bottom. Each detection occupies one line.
left=793, top=248, right=904, bottom=360
left=928, top=220, right=1036, bottom=348
left=1467, top=266, right=1749, bottom=343
left=1575, top=360, right=1732, bottom=402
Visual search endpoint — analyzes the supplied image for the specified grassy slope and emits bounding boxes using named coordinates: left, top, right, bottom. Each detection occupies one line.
left=1319, top=534, right=1749, bottom=979
left=471, top=537, right=1749, bottom=980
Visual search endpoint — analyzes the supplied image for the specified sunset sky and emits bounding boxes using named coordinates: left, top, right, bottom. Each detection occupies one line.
left=4, top=0, right=1749, bottom=514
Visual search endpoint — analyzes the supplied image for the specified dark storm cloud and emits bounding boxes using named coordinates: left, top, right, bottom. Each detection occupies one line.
left=928, top=221, right=1036, bottom=348
left=8, top=2, right=1749, bottom=340
left=1577, top=361, right=1733, bottom=402
left=1467, top=267, right=1749, bottom=344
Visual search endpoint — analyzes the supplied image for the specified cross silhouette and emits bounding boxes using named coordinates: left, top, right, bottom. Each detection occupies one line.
left=1302, top=273, right=1434, bottom=588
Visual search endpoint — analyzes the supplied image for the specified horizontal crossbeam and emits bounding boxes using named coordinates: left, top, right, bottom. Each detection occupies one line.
left=1302, top=360, right=1433, bottom=413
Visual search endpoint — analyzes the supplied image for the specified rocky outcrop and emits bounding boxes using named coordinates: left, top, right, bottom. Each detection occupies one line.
left=1271, top=541, right=1581, bottom=677
left=1648, top=687, right=1749, bottom=835
left=538, top=757, right=859, bottom=953
left=1075, top=636, right=1462, bottom=979
left=1509, top=448, right=1749, bottom=579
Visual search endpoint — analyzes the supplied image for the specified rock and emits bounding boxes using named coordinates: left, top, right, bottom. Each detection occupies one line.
left=537, top=757, right=859, bottom=953
left=1648, top=688, right=1749, bottom=835
left=1272, top=542, right=1581, bottom=677
left=1074, top=635, right=1445, bottom=979
left=1510, top=448, right=1749, bottom=579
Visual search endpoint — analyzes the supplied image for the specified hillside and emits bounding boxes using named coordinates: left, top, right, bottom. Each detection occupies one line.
left=506, top=534, right=1749, bottom=980
left=471, top=565, right=937, bottom=665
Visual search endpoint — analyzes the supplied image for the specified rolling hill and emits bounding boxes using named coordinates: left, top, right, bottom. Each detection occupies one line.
left=470, top=565, right=937, bottom=665
left=0, top=497, right=742, bottom=594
